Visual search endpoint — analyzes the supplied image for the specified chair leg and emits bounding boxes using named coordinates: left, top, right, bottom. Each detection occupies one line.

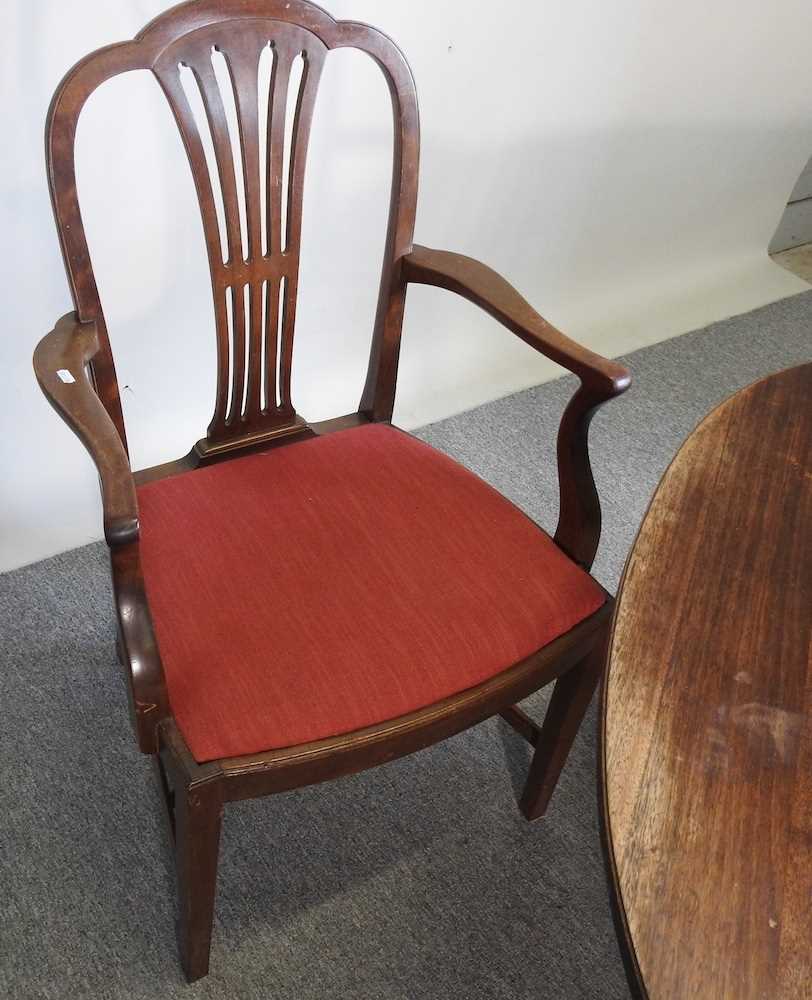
left=519, top=637, right=607, bottom=821
left=152, top=752, right=176, bottom=846
left=174, top=778, right=223, bottom=983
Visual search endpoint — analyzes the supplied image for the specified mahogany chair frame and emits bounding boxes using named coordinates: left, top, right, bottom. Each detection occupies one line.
left=33, top=0, right=630, bottom=982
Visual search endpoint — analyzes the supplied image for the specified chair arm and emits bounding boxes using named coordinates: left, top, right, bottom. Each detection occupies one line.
left=401, top=245, right=631, bottom=569
left=110, top=542, right=171, bottom=753
left=33, top=313, right=138, bottom=546
left=402, top=245, right=629, bottom=395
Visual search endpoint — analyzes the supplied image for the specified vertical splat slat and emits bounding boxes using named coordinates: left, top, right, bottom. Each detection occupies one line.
left=193, top=55, right=244, bottom=264
left=227, top=37, right=265, bottom=419
left=244, top=280, right=264, bottom=417
left=284, top=48, right=324, bottom=257
left=154, top=64, right=231, bottom=430
left=264, top=275, right=281, bottom=409
left=277, top=267, right=297, bottom=409
left=266, top=49, right=293, bottom=258
left=276, top=48, right=325, bottom=409
left=227, top=282, right=247, bottom=422
left=155, top=65, right=227, bottom=276
left=278, top=276, right=294, bottom=410
left=226, top=36, right=264, bottom=260
left=210, top=291, right=231, bottom=431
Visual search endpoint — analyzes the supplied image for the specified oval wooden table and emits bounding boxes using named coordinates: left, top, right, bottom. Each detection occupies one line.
left=601, top=364, right=811, bottom=1000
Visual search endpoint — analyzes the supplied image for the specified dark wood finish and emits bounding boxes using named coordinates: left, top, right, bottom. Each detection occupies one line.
left=208, top=597, right=613, bottom=800
left=34, top=0, right=631, bottom=980
left=499, top=705, right=541, bottom=747
left=152, top=752, right=177, bottom=844
left=161, top=727, right=224, bottom=982
left=601, top=365, right=811, bottom=1000
left=402, top=246, right=630, bottom=568
left=109, top=543, right=170, bottom=751
left=521, top=635, right=608, bottom=820
left=33, top=314, right=137, bottom=546
left=174, top=780, right=222, bottom=982
left=45, top=0, right=418, bottom=460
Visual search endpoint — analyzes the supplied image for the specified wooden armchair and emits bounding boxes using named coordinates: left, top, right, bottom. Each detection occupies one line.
left=34, top=0, right=630, bottom=983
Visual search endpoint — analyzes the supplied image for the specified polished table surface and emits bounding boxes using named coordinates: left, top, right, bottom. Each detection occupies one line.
left=601, top=364, right=811, bottom=999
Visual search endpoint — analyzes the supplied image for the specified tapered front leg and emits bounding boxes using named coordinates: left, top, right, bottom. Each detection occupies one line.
left=174, top=778, right=223, bottom=982
left=520, top=635, right=607, bottom=821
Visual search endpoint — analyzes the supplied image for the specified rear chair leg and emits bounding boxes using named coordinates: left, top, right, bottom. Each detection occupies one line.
left=519, top=637, right=607, bottom=821
left=174, top=778, right=223, bottom=982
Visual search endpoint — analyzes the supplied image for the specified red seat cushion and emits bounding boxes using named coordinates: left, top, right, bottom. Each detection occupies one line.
left=137, top=424, right=604, bottom=762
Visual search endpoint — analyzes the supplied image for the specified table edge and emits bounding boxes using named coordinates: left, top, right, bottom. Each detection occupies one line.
left=596, top=362, right=812, bottom=1000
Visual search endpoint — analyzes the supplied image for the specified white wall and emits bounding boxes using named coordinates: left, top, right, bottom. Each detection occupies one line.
left=2, top=0, right=811, bottom=572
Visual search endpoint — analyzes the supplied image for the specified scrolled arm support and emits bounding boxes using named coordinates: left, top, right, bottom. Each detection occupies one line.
left=401, top=245, right=631, bottom=569
left=33, top=313, right=138, bottom=546
left=110, top=543, right=171, bottom=753
left=553, top=384, right=612, bottom=569
left=34, top=314, right=168, bottom=751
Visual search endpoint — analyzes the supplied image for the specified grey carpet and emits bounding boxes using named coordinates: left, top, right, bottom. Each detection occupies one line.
left=2, top=290, right=810, bottom=1000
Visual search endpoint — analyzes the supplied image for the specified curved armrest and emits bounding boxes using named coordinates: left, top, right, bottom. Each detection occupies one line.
left=401, top=245, right=631, bottom=569
left=33, top=313, right=138, bottom=546
left=402, top=245, right=630, bottom=398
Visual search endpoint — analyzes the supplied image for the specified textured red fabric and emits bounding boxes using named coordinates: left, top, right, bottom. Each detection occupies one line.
left=137, top=424, right=605, bottom=762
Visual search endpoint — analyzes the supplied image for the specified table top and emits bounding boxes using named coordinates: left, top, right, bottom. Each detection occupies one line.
left=602, top=364, right=812, bottom=1000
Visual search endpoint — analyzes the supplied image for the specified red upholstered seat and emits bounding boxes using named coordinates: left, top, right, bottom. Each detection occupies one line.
left=137, top=424, right=605, bottom=762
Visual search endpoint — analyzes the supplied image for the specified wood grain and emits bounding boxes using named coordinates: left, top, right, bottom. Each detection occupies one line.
left=33, top=314, right=137, bottom=546
left=402, top=245, right=630, bottom=568
left=46, top=0, right=419, bottom=459
left=36, top=0, right=632, bottom=980
left=602, top=364, right=812, bottom=1000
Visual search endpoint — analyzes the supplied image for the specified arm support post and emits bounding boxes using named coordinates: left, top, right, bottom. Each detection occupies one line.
left=401, top=245, right=631, bottom=569
left=34, top=314, right=169, bottom=751
left=33, top=313, right=138, bottom=546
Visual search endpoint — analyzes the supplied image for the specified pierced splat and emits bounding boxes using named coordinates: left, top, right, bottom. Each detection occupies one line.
left=46, top=0, right=420, bottom=461
left=153, top=21, right=326, bottom=445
